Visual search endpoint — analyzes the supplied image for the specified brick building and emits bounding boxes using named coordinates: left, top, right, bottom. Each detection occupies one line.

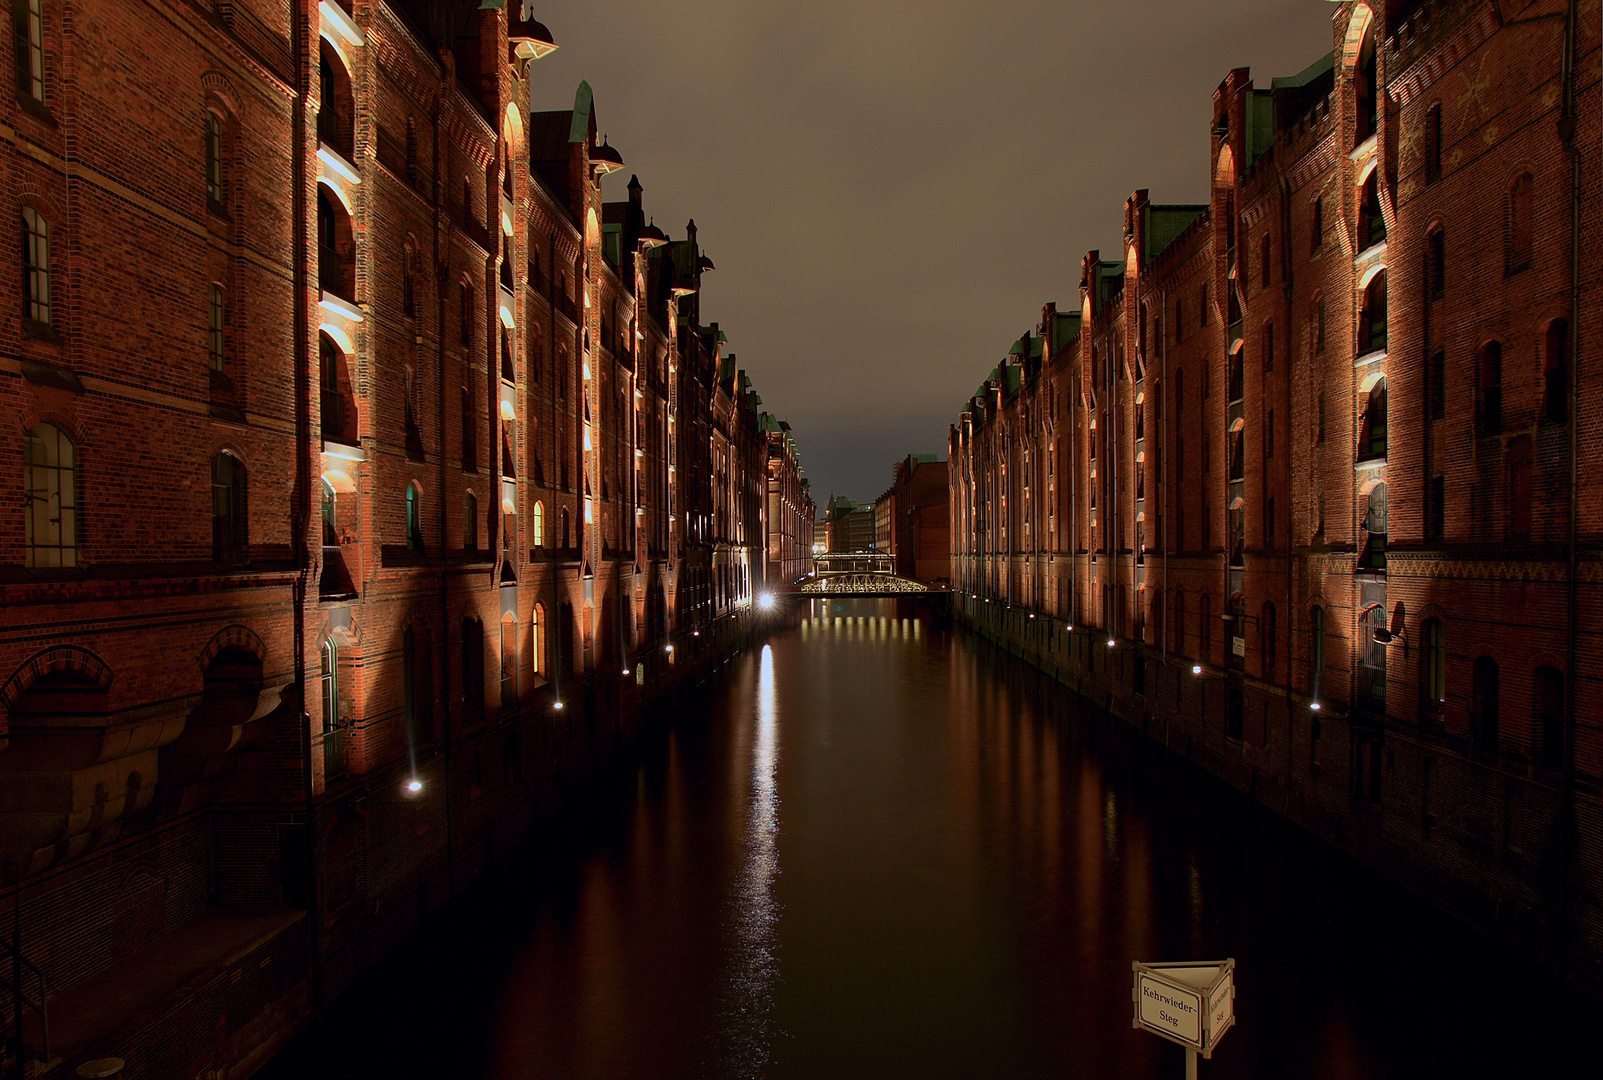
left=951, top=0, right=1602, bottom=990
left=823, top=494, right=876, bottom=554
left=0, top=3, right=790, bottom=1076
left=874, top=454, right=950, bottom=585
left=761, top=415, right=814, bottom=587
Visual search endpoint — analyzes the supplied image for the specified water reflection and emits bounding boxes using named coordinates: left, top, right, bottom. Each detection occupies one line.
left=262, top=597, right=1593, bottom=1080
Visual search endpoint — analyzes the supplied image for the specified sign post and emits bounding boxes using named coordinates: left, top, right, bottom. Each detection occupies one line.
left=1132, top=959, right=1235, bottom=1078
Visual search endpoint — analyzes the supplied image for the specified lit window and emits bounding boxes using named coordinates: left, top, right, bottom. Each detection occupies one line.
left=14, top=0, right=43, bottom=103
left=533, top=500, right=544, bottom=548
left=22, top=206, right=49, bottom=326
left=205, top=112, right=225, bottom=206
left=406, top=482, right=423, bottom=550
left=23, top=423, right=76, bottom=568
left=208, top=284, right=227, bottom=372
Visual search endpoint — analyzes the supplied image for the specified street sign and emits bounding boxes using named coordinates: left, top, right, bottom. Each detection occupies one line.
left=1132, top=959, right=1235, bottom=1058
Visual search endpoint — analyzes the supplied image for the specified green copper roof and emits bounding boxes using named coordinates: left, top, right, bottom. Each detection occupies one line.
left=569, top=82, right=593, bottom=144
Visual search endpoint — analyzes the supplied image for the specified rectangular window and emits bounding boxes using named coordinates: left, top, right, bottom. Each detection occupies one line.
left=1428, top=229, right=1445, bottom=300
left=14, top=0, right=43, bottom=103
left=1427, top=474, right=1445, bottom=541
left=21, top=205, right=49, bottom=326
left=1424, top=103, right=1442, bottom=184
left=206, top=113, right=225, bottom=207
left=461, top=385, right=477, bottom=471
left=1310, top=196, right=1323, bottom=253
left=208, top=285, right=227, bottom=372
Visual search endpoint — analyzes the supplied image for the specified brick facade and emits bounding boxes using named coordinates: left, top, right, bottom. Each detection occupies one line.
left=0, top=3, right=797, bottom=1076
left=950, top=0, right=1603, bottom=992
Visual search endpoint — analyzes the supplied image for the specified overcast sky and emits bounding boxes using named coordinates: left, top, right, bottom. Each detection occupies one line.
left=528, top=0, right=1334, bottom=506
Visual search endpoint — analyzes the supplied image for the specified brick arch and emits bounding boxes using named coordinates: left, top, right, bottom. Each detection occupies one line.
left=0, top=644, right=114, bottom=716
left=16, top=189, right=63, bottom=226
left=200, top=71, right=241, bottom=118
left=15, top=407, right=84, bottom=444
left=207, top=438, right=251, bottom=472
left=1341, top=4, right=1375, bottom=71
left=197, top=624, right=267, bottom=671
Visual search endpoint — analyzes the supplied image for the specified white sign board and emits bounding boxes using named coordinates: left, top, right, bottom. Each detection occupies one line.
left=1132, top=959, right=1235, bottom=1058
left=1231, top=635, right=1246, bottom=657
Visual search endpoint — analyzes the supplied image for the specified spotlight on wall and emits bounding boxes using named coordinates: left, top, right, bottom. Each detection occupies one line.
left=552, top=700, right=565, bottom=711
left=1192, top=664, right=1203, bottom=675
left=665, top=645, right=674, bottom=653
left=406, top=778, right=423, bottom=794
left=1106, top=638, right=1117, bottom=648
left=1310, top=701, right=1323, bottom=711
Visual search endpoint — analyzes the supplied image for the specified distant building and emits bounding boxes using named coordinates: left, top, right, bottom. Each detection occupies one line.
left=761, top=415, right=815, bottom=585
left=874, top=455, right=950, bottom=585
left=824, top=495, right=877, bottom=553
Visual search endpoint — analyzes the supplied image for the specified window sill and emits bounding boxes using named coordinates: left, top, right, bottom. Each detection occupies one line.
left=1354, top=348, right=1387, bottom=367
left=1354, top=240, right=1387, bottom=263
left=22, top=317, right=60, bottom=344
left=15, top=93, right=54, bottom=125
left=1354, top=455, right=1387, bottom=470
left=1348, top=132, right=1378, bottom=161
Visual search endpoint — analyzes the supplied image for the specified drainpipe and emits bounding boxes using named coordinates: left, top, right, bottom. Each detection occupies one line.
left=1558, top=0, right=1581, bottom=976
left=293, top=0, right=321, bottom=1015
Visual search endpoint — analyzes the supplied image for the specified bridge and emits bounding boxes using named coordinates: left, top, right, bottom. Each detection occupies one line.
left=783, top=553, right=932, bottom=597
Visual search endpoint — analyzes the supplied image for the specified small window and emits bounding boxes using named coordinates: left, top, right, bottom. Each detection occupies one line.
left=1478, top=342, right=1503, bottom=436
left=402, top=246, right=417, bottom=318
left=205, top=112, right=226, bottom=207
left=464, top=490, right=478, bottom=550
left=1424, top=103, right=1442, bottom=183
left=1544, top=319, right=1569, bottom=424
left=1355, top=24, right=1377, bottom=145
left=21, top=205, right=50, bottom=327
left=1506, top=172, right=1534, bottom=274
left=406, top=482, right=423, bottom=550
left=1426, top=474, right=1444, bottom=541
left=461, top=384, right=477, bottom=471
left=1359, top=172, right=1386, bottom=250
left=1533, top=665, right=1564, bottom=769
left=208, top=284, right=227, bottom=372
left=533, top=500, right=544, bottom=548
left=1427, top=228, right=1445, bottom=300
left=1310, top=196, right=1324, bottom=253
left=1471, top=656, right=1500, bottom=754
left=1174, top=298, right=1185, bottom=344
left=500, top=612, right=517, bottom=706
left=1263, top=322, right=1274, bottom=373
left=13, top=0, right=43, bottom=103
left=24, top=422, right=76, bottom=568
left=1362, top=378, right=1387, bottom=460
left=212, top=451, right=248, bottom=564
left=461, top=617, right=485, bottom=718
left=1311, top=606, right=1326, bottom=699
left=460, top=279, right=474, bottom=346
left=1421, top=618, right=1446, bottom=708
left=319, top=637, right=339, bottom=731
left=1360, top=270, right=1387, bottom=354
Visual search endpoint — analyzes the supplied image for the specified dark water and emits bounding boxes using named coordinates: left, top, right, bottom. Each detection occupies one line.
left=262, top=598, right=1588, bottom=1079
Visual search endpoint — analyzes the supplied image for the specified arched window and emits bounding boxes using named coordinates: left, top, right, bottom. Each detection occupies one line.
left=1427, top=227, right=1445, bottom=300
left=320, top=478, right=337, bottom=545
left=205, top=111, right=226, bottom=206
left=1421, top=618, right=1446, bottom=712
left=1471, top=656, right=1500, bottom=754
left=317, top=40, right=354, bottom=160
left=1360, top=482, right=1387, bottom=571
left=1311, top=605, right=1326, bottom=700
left=1355, top=21, right=1377, bottom=144
left=212, top=451, right=248, bottom=564
left=1261, top=602, right=1277, bottom=678
left=402, top=244, right=417, bottom=319
left=317, top=187, right=354, bottom=301
left=23, top=423, right=76, bottom=567
left=533, top=500, right=545, bottom=548
left=320, top=637, right=339, bottom=731
left=1544, top=319, right=1569, bottom=424
left=14, top=0, right=43, bottom=103
left=406, top=482, right=422, bottom=550
left=1362, top=377, right=1387, bottom=460
left=461, top=617, right=485, bottom=718
left=1506, top=172, right=1534, bottom=274
left=1506, top=435, right=1532, bottom=542
left=532, top=603, right=545, bottom=677
left=1478, top=341, right=1503, bottom=437
left=208, top=284, right=228, bottom=372
left=463, top=490, right=478, bottom=550
left=500, top=612, right=517, bottom=706
left=319, top=332, right=358, bottom=444
left=1534, top=665, right=1564, bottom=769
left=1360, top=269, right=1387, bottom=354
left=21, top=205, right=50, bottom=328
left=459, top=279, right=474, bottom=346
left=1359, top=172, right=1386, bottom=250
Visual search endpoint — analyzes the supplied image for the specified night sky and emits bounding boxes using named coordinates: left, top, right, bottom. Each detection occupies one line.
left=529, top=1, right=1332, bottom=506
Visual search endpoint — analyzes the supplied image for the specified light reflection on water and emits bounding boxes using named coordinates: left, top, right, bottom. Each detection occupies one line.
left=261, top=597, right=1594, bottom=1080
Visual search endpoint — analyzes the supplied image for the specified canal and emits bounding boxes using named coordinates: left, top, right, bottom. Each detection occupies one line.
left=262, top=597, right=1588, bottom=1078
